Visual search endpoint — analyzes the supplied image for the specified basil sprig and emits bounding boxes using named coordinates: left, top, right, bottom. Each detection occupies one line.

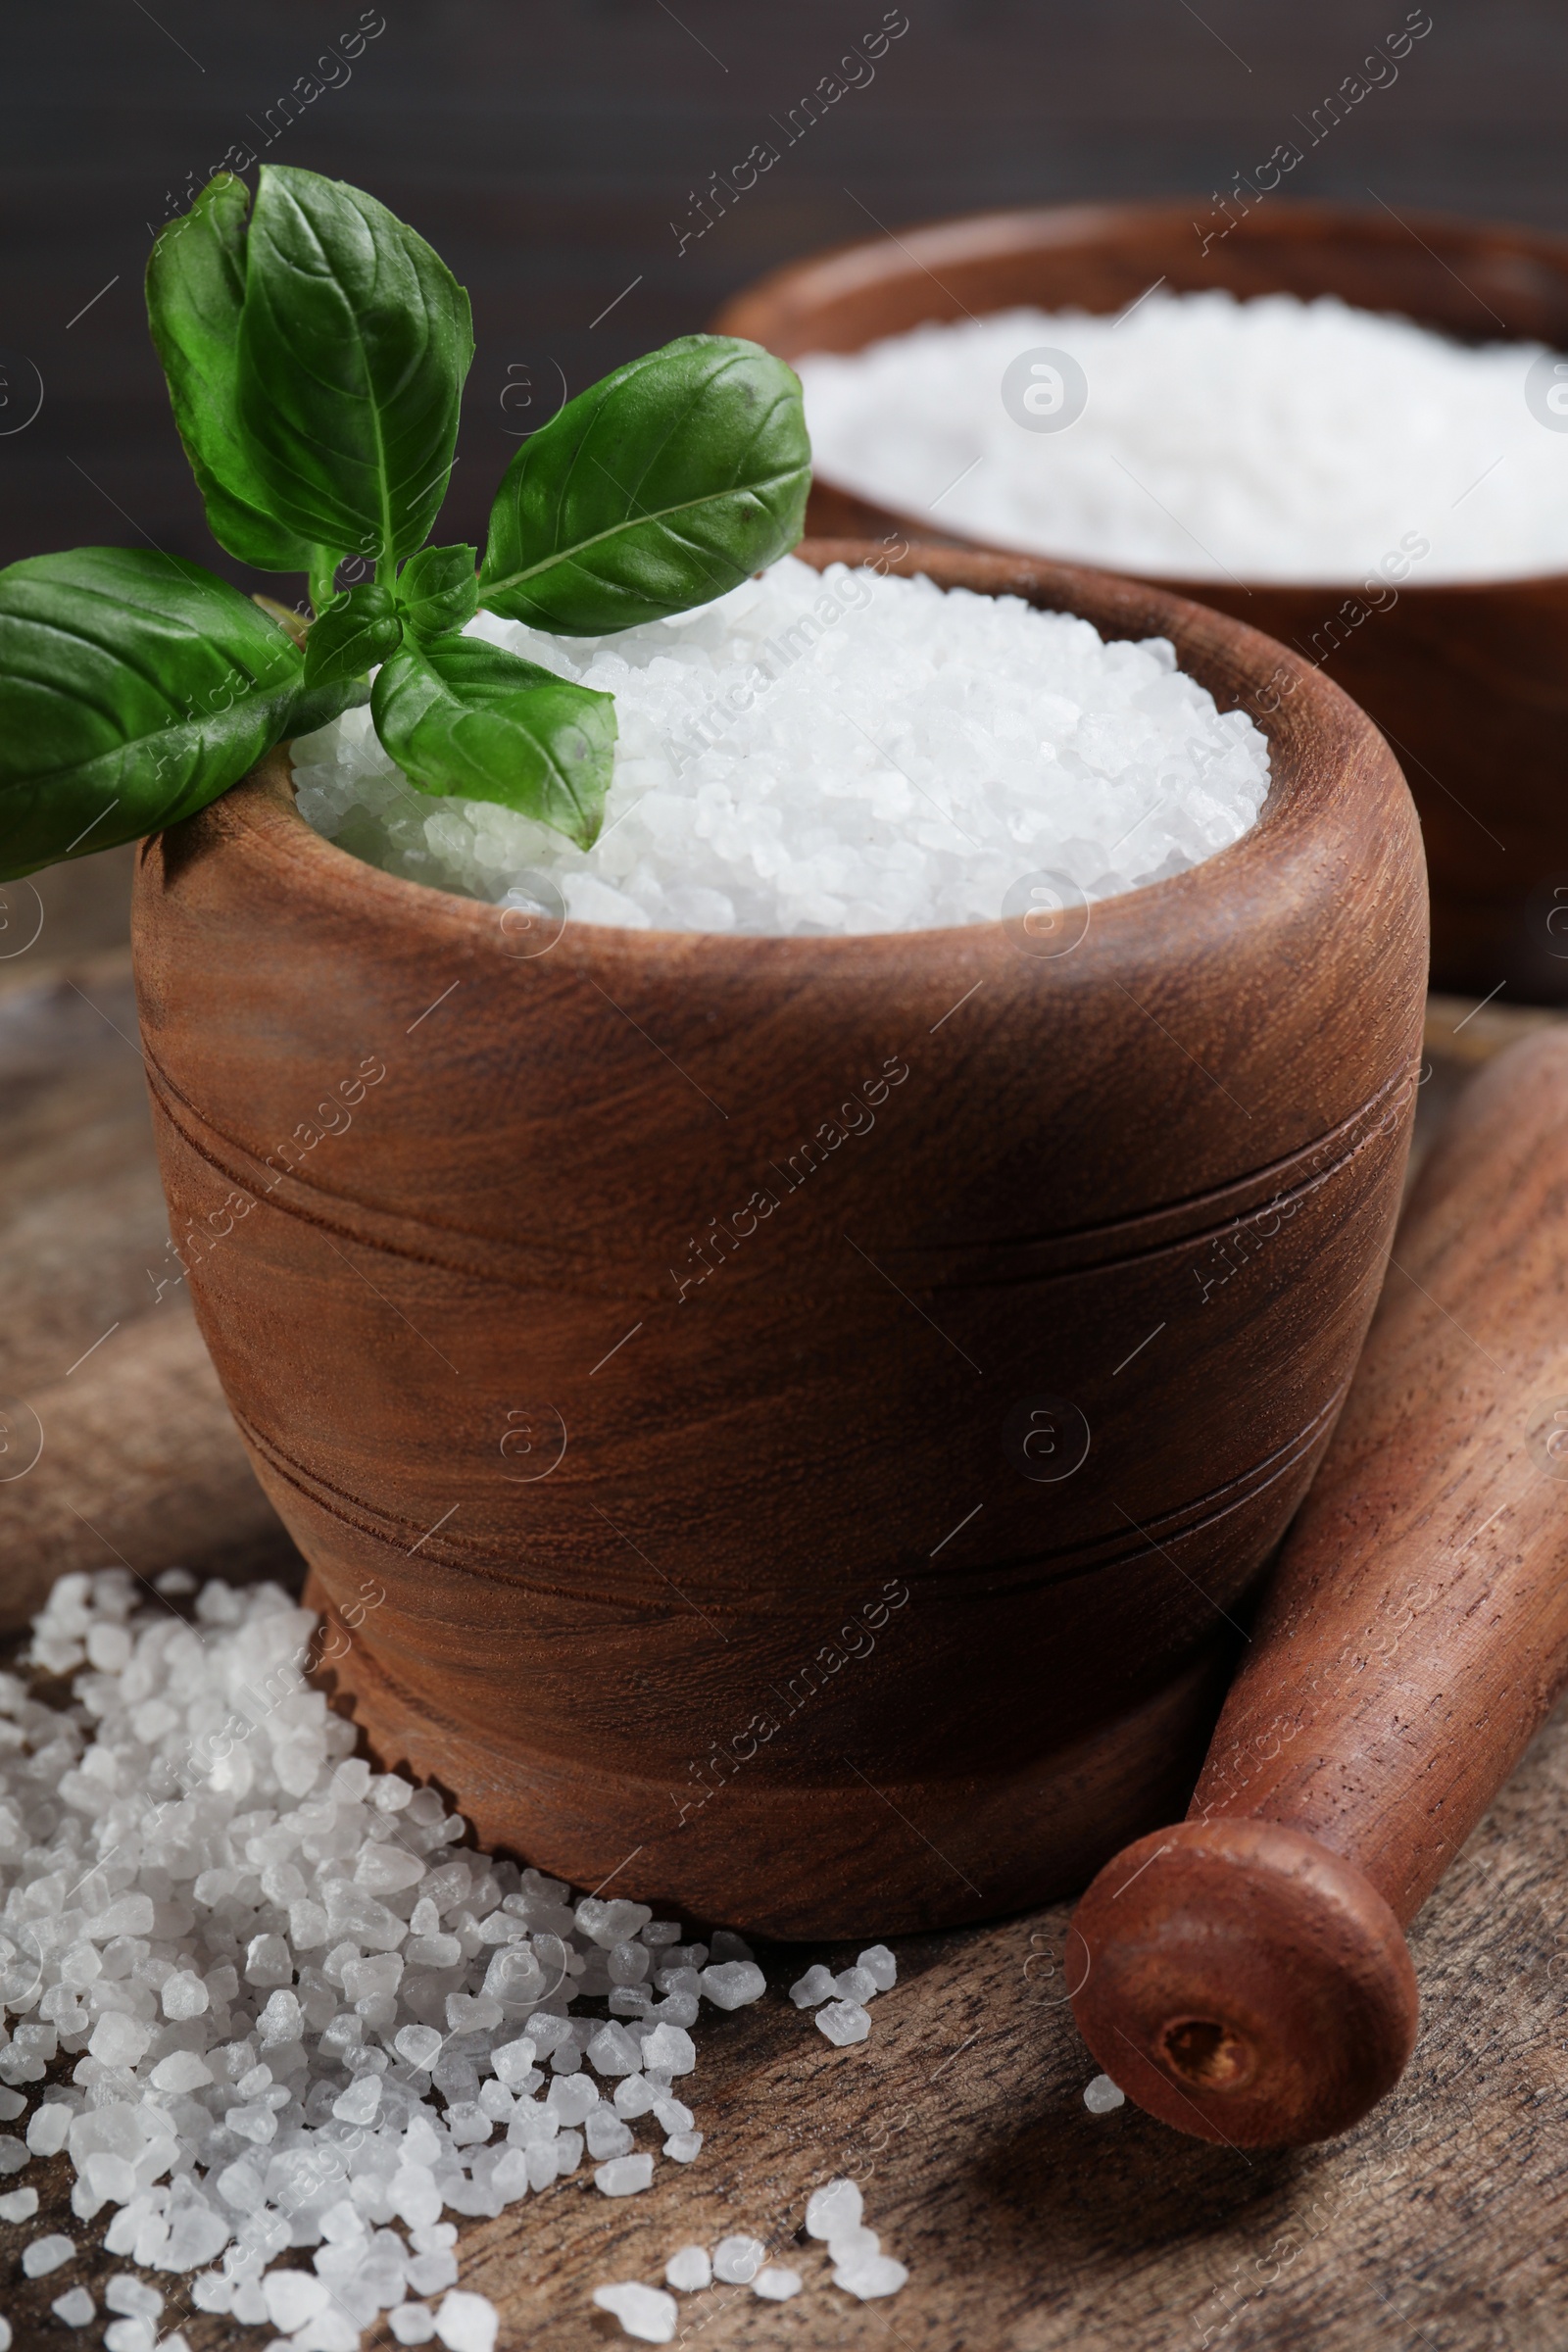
left=0, top=166, right=810, bottom=880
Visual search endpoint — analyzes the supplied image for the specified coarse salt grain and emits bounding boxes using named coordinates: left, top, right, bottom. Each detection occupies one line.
left=798, top=293, right=1568, bottom=584
left=790, top=1963, right=837, bottom=2008
left=712, top=2233, right=767, bottom=2283
left=594, top=2281, right=679, bottom=2343
left=816, top=1997, right=872, bottom=2046
left=434, top=2289, right=500, bottom=2352
left=595, top=2152, right=655, bottom=2197
left=292, top=556, right=1269, bottom=935
left=699, top=1960, right=766, bottom=2010
left=1084, top=2072, right=1126, bottom=2114
left=833, top=2252, right=910, bottom=2300
left=22, top=2230, right=74, bottom=2276
left=51, top=2287, right=96, bottom=2328
left=389, top=2308, right=437, bottom=2345
left=807, top=2179, right=863, bottom=2239
left=664, top=2244, right=712, bottom=2290
left=754, top=2266, right=803, bottom=2300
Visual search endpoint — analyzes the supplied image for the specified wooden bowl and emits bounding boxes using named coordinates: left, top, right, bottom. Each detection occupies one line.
left=717, top=199, right=1568, bottom=1004
left=129, top=541, right=1426, bottom=1938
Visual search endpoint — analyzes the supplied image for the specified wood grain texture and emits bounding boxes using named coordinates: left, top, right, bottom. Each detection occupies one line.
left=0, top=906, right=299, bottom=1629
left=128, top=542, right=1426, bottom=1937
left=716, top=198, right=1568, bottom=1002
left=1072, top=1029, right=1568, bottom=2145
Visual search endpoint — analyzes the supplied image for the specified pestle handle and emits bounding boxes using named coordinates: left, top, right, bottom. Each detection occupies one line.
left=1071, top=1031, right=1568, bottom=2145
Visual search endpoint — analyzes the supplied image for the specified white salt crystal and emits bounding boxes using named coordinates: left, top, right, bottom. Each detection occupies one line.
left=858, top=1944, right=897, bottom=1990
left=789, top=1964, right=836, bottom=2008
left=263, top=2270, right=329, bottom=2330
left=160, top=1970, right=209, bottom=2020
left=587, top=2022, right=643, bottom=2077
left=0, top=2322, right=9, bottom=2352
left=640, top=2023, right=695, bottom=2076
left=546, top=2074, right=598, bottom=2126
left=23, top=2231, right=74, bottom=2276
left=712, top=2234, right=766, bottom=2283
left=332, top=2075, right=382, bottom=2125
left=832, top=1965, right=879, bottom=2004
left=0, top=2185, right=38, bottom=2221
left=102, top=2328, right=153, bottom=2352
left=1084, top=2072, right=1126, bottom=2114
left=390, top=2305, right=437, bottom=2344
left=294, top=557, right=1269, bottom=936
left=593, top=2281, right=678, bottom=2343
left=435, top=2289, right=500, bottom=2352
left=585, top=2108, right=633, bottom=2159
left=815, top=1999, right=871, bottom=2046
left=576, top=1897, right=653, bottom=1948
left=51, top=2286, right=95, bottom=2328
left=396, top=2024, right=447, bottom=2071
left=149, top=2050, right=213, bottom=2093
left=104, top=2278, right=163, bottom=2320
left=26, top=2102, right=71, bottom=2155
left=85, top=1622, right=132, bottom=1672
left=699, top=1960, right=765, bottom=2010
left=215, top=2159, right=265, bottom=2211
left=662, top=2132, right=703, bottom=2163
left=833, top=2253, right=909, bottom=2299
left=87, top=2013, right=150, bottom=2067
left=799, top=293, right=1568, bottom=585
left=754, top=2267, right=802, bottom=2300
left=163, top=2200, right=229, bottom=2269
left=613, top=2074, right=657, bottom=2117
left=355, top=1842, right=426, bottom=1893
left=595, top=2153, right=654, bottom=2197
left=807, top=2179, right=862, bottom=2239
left=828, top=2225, right=880, bottom=2267
left=664, top=2244, right=711, bottom=2291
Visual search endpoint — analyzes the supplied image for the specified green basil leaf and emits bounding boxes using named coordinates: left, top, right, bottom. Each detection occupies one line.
left=370, top=635, right=615, bottom=849
left=396, top=543, right=478, bottom=641
left=478, top=334, right=810, bottom=635
left=147, top=174, right=322, bottom=576
left=236, top=165, right=474, bottom=574
left=304, top=582, right=403, bottom=691
left=0, top=547, right=364, bottom=881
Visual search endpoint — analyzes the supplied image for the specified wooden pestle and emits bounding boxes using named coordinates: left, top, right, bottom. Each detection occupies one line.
left=1071, top=1030, right=1568, bottom=2146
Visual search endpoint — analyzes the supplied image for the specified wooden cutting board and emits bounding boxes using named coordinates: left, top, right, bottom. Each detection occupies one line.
left=3, top=848, right=1566, bottom=2349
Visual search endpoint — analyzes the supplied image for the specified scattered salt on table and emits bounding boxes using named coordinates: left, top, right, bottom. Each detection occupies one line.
left=1084, top=2072, right=1127, bottom=2114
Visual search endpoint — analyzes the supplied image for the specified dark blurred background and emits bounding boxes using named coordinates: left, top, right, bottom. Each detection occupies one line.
left=4, top=0, right=1566, bottom=592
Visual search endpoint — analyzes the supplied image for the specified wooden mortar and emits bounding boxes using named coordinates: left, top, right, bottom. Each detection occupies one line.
left=129, top=542, right=1425, bottom=1938
left=717, top=198, right=1568, bottom=1003
left=1071, top=1030, right=1568, bottom=2143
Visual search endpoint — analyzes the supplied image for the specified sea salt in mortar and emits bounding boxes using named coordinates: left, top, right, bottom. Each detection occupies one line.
left=797, top=292, right=1568, bottom=584
left=291, top=556, right=1271, bottom=933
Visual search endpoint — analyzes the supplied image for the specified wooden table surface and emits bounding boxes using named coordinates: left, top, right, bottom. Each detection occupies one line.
left=3, top=849, right=1568, bottom=2351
